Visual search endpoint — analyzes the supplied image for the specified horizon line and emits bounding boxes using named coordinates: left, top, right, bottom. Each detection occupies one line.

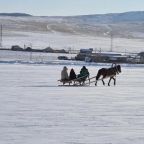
left=0, top=10, right=144, bottom=17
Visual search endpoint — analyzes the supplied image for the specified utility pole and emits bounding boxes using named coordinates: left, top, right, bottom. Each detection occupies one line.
left=106, top=25, right=114, bottom=52
left=0, top=24, right=2, bottom=48
left=104, top=29, right=114, bottom=52
left=110, top=32, right=113, bottom=52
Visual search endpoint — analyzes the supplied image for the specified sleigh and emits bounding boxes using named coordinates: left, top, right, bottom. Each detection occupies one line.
left=58, top=75, right=90, bottom=86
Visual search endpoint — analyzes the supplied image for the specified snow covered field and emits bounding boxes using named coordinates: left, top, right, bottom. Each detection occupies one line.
left=0, top=63, right=144, bottom=144
left=2, top=31, right=144, bottom=53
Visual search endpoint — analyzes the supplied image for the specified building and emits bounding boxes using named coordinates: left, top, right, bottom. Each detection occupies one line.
left=75, top=50, right=129, bottom=63
left=138, top=52, right=144, bottom=63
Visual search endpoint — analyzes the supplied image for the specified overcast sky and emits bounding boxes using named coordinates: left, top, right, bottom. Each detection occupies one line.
left=0, top=0, right=144, bottom=16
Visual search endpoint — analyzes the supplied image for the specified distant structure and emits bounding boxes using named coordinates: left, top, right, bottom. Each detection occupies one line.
left=75, top=49, right=138, bottom=63
left=80, top=48, right=93, bottom=54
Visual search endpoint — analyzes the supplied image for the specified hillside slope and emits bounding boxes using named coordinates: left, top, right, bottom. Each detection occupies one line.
left=0, top=11, right=144, bottom=38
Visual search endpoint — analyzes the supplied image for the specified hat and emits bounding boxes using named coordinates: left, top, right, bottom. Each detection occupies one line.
left=82, top=66, right=86, bottom=69
left=63, top=66, right=68, bottom=70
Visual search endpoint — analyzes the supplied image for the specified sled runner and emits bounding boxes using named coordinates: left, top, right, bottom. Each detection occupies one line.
left=58, top=74, right=90, bottom=86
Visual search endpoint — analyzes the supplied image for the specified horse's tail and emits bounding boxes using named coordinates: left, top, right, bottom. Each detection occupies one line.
left=96, top=69, right=102, bottom=80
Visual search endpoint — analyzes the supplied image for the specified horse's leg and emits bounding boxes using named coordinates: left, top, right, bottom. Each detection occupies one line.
left=108, top=77, right=112, bottom=86
left=95, top=76, right=97, bottom=86
left=102, top=79, right=105, bottom=85
left=101, top=75, right=106, bottom=86
left=95, top=80, right=97, bottom=86
left=112, top=77, right=116, bottom=85
left=95, top=70, right=102, bottom=86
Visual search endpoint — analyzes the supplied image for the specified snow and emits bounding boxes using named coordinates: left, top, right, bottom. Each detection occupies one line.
left=0, top=63, right=144, bottom=144
left=0, top=14, right=144, bottom=144
left=2, top=31, right=144, bottom=53
left=0, top=50, right=76, bottom=63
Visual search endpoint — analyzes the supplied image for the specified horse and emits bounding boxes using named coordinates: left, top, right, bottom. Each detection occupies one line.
left=95, top=64, right=121, bottom=86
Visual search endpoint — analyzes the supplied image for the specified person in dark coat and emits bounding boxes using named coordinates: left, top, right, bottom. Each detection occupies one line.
left=69, top=68, right=76, bottom=80
left=78, top=66, right=89, bottom=78
left=77, top=66, right=90, bottom=84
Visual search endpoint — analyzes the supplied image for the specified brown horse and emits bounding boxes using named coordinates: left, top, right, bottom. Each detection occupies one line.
left=95, top=64, right=121, bottom=86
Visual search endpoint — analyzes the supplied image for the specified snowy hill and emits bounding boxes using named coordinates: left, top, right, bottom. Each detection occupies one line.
left=72, top=11, right=144, bottom=23
left=1, top=11, right=144, bottom=38
left=1, top=11, right=144, bottom=52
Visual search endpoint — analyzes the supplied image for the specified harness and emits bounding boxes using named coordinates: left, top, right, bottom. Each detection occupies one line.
left=111, top=63, right=119, bottom=74
left=115, top=66, right=120, bottom=74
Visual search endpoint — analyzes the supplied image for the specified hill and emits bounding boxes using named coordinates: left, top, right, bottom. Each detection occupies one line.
left=0, top=11, right=144, bottom=38
left=0, top=13, right=32, bottom=17
left=0, top=11, right=144, bottom=52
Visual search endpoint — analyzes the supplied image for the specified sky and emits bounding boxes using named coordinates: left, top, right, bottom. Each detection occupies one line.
left=0, top=0, right=144, bottom=16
